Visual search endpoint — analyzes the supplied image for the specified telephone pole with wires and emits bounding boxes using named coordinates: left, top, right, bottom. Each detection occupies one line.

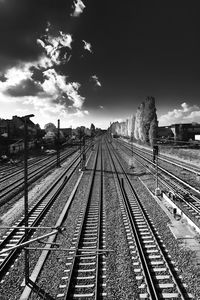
left=21, top=114, right=34, bottom=285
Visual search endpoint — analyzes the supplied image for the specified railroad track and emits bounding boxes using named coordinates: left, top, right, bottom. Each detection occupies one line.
left=117, top=138, right=200, bottom=191
left=119, top=138, right=200, bottom=175
left=0, top=163, right=23, bottom=178
left=106, top=138, right=193, bottom=299
left=0, top=144, right=80, bottom=185
left=114, top=138, right=200, bottom=230
left=0, top=153, right=53, bottom=184
left=0, top=150, right=84, bottom=281
left=115, top=138, right=200, bottom=196
left=0, top=148, right=77, bottom=206
left=56, top=140, right=107, bottom=299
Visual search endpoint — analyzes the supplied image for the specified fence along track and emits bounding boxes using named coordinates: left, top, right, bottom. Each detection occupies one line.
left=57, top=140, right=107, bottom=299
left=0, top=151, right=82, bottom=281
left=106, top=138, right=193, bottom=300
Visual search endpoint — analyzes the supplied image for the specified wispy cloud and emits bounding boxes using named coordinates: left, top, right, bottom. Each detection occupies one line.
left=90, top=75, right=101, bottom=87
left=45, top=21, right=51, bottom=33
left=159, top=102, right=200, bottom=126
left=82, top=40, right=92, bottom=53
left=71, top=0, right=85, bottom=17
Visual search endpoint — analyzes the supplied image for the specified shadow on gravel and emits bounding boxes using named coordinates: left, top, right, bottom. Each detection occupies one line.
left=129, top=172, right=147, bottom=176
left=86, top=168, right=147, bottom=177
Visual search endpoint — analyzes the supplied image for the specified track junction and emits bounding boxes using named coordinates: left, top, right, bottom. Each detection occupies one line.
left=0, top=135, right=200, bottom=299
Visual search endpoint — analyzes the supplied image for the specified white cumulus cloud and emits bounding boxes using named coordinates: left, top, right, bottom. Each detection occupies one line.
left=37, top=31, right=72, bottom=66
left=0, top=14, right=90, bottom=125
left=42, top=68, right=85, bottom=109
left=0, top=62, right=86, bottom=121
left=159, top=102, right=200, bottom=126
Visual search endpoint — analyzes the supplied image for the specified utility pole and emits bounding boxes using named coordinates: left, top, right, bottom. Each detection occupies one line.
left=81, top=133, right=86, bottom=171
left=156, top=154, right=158, bottom=188
left=57, top=119, right=61, bottom=168
left=22, top=114, right=34, bottom=285
left=6, top=120, right=10, bottom=156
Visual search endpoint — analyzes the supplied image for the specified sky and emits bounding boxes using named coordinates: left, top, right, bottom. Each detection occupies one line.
left=0, top=0, right=200, bottom=129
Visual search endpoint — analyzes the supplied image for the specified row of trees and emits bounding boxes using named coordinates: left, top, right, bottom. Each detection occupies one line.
left=43, top=122, right=97, bottom=146
left=110, top=96, right=158, bottom=146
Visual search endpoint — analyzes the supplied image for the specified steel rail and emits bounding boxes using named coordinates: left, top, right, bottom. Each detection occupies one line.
left=95, top=140, right=105, bottom=300
left=0, top=148, right=77, bottom=204
left=106, top=138, right=191, bottom=300
left=120, top=138, right=200, bottom=175
left=63, top=141, right=100, bottom=299
left=0, top=153, right=53, bottom=184
left=19, top=148, right=95, bottom=300
left=116, top=139, right=200, bottom=230
left=60, top=140, right=104, bottom=299
left=0, top=148, right=87, bottom=281
left=117, top=139, right=200, bottom=196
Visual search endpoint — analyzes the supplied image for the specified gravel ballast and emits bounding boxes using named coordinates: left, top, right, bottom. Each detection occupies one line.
left=1, top=139, right=200, bottom=299
left=103, top=144, right=139, bottom=299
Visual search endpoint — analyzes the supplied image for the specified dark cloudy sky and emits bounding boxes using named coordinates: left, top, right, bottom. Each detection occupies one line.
left=0, top=0, right=200, bottom=128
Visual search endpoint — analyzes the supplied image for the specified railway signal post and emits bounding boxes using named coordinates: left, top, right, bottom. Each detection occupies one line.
left=153, top=145, right=161, bottom=196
